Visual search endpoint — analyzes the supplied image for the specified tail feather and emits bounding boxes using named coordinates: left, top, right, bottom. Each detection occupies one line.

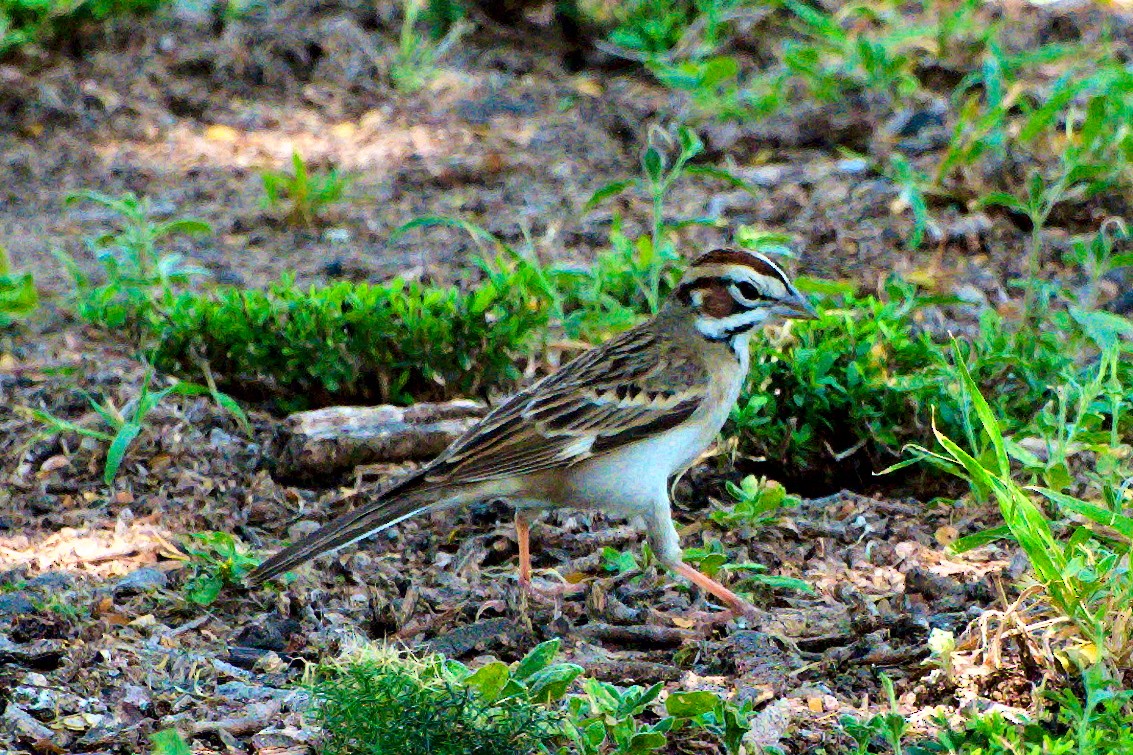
left=244, top=494, right=434, bottom=585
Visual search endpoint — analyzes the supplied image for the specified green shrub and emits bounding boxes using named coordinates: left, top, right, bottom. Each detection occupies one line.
left=309, top=642, right=573, bottom=755
left=1, top=0, right=166, bottom=55
left=148, top=263, right=550, bottom=408
left=731, top=281, right=1133, bottom=485
left=309, top=640, right=752, bottom=755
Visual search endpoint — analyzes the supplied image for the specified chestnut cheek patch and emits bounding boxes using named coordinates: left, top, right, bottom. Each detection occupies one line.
left=698, top=283, right=741, bottom=319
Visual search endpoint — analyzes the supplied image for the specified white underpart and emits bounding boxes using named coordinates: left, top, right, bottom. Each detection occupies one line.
left=556, top=434, right=596, bottom=460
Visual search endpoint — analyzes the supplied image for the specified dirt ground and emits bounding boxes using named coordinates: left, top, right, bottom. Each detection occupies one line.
left=0, top=2, right=1115, bottom=753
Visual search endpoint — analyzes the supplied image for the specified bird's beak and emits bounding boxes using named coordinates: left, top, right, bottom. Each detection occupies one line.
left=784, top=289, right=819, bottom=321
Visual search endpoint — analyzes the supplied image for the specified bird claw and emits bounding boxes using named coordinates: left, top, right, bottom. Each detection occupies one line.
left=519, top=575, right=585, bottom=604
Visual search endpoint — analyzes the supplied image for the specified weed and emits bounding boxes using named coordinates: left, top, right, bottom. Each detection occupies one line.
left=24, top=368, right=192, bottom=485
left=0, top=245, right=37, bottom=327
left=260, top=152, right=351, bottom=228
left=601, top=546, right=640, bottom=575
left=309, top=641, right=573, bottom=755
left=305, top=639, right=753, bottom=755
left=914, top=667, right=1133, bottom=754
left=903, top=342, right=1133, bottom=675
left=57, top=190, right=209, bottom=336
left=710, top=474, right=800, bottom=528
left=396, top=128, right=744, bottom=343
left=390, top=0, right=467, bottom=94
left=840, top=674, right=908, bottom=755
left=180, top=531, right=259, bottom=606
left=148, top=728, right=190, bottom=755
left=22, top=365, right=248, bottom=485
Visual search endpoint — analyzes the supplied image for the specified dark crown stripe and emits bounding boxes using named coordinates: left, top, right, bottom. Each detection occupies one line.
left=690, top=248, right=791, bottom=288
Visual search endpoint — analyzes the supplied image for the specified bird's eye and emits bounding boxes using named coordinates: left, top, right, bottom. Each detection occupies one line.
left=735, top=281, right=762, bottom=301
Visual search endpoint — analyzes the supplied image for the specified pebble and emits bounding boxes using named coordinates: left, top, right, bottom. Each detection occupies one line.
left=0, top=593, right=36, bottom=617
left=287, top=520, right=321, bottom=541
left=4, top=703, right=56, bottom=745
left=835, top=158, right=870, bottom=175
left=27, top=572, right=73, bottom=591
left=209, top=428, right=238, bottom=449
left=953, top=284, right=988, bottom=307
left=112, top=567, right=168, bottom=596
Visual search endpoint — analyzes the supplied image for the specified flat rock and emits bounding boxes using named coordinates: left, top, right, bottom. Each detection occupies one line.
left=277, top=400, right=487, bottom=480
left=112, top=567, right=168, bottom=596
left=0, top=594, right=36, bottom=617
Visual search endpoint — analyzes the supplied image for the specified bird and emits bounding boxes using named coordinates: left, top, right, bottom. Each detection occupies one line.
left=245, top=248, right=816, bottom=618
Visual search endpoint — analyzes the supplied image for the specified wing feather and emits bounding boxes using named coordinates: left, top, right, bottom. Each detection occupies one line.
left=411, top=323, right=709, bottom=487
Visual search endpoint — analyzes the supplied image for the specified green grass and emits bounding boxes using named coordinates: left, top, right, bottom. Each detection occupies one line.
left=308, top=640, right=752, bottom=755
left=261, top=152, right=351, bottom=228
left=0, top=245, right=37, bottom=328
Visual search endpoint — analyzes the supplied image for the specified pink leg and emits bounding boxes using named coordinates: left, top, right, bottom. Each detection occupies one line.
left=672, top=562, right=760, bottom=621
left=514, top=511, right=583, bottom=601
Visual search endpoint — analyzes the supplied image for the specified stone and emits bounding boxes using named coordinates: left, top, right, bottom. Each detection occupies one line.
left=112, top=568, right=168, bottom=596
left=0, top=593, right=36, bottom=617
left=276, top=400, right=487, bottom=480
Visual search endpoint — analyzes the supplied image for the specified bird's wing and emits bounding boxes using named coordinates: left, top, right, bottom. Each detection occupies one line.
left=417, top=323, right=709, bottom=486
left=245, top=323, right=710, bottom=585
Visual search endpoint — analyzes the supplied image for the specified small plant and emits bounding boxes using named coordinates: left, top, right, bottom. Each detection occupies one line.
left=904, top=343, right=1133, bottom=675
left=922, top=667, right=1133, bottom=754
left=181, top=531, right=260, bottom=605
left=601, top=546, right=640, bottom=575
left=22, top=368, right=215, bottom=485
left=57, top=190, right=209, bottom=334
left=260, top=151, right=351, bottom=228
left=309, top=640, right=576, bottom=755
left=148, top=728, right=190, bottom=755
left=562, top=676, right=750, bottom=754
left=711, top=474, right=800, bottom=528
left=0, top=245, right=37, bottom=327
left=389, top=0, right=467, bottom=94
left=839, top=674, right=909, bottom=755
left=923, top=628, right=957, bottom=683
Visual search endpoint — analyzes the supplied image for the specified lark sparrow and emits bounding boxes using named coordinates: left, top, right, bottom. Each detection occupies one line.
left=246, top=248, right=816, bottom=618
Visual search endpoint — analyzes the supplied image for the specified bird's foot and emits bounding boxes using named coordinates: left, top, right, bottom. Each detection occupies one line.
left=654, top=603, right=760, bottom=634
left=519, top=573, right=586, bottom=604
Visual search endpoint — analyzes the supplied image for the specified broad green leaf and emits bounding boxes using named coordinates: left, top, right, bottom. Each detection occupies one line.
left=187, top=574, right=223, bottom=605
left=949, top=525, right=1013, bottom=553
left=526, top=663, right=584, bottom=703
left=149, top=729, right=191, bottom=755
left=104, top=422, right=142, bottom=484
left=642, top=147, right=664, bottom=183
left=626, top=731, right=668, bottom=753
left=1033, top=488, right=1133, bottom=540
left=665, top=690, right=720, bottom=718
left=464, top=661, right=510, bottom=701
left=514, top=638, right=559, bottom=680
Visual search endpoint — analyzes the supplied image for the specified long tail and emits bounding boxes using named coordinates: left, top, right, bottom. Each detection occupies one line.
left=245, top=474, right=440, bottom=585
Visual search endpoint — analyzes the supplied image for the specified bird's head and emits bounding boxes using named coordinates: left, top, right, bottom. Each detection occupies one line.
left=671, top=248, right=817, bottom=344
